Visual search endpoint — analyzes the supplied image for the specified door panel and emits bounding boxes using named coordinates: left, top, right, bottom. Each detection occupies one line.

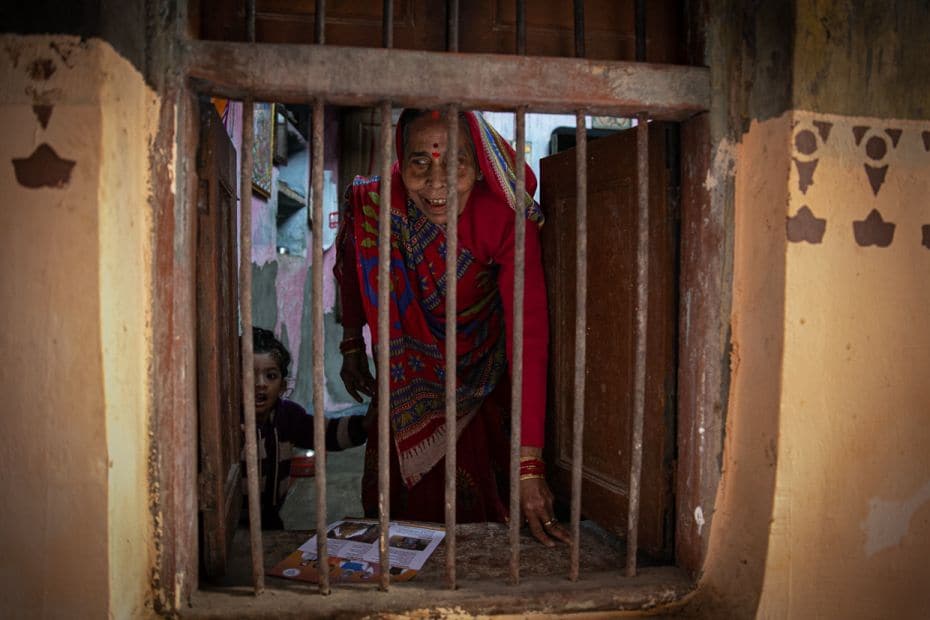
left=540, top=123, right=677, bottom=561
left=197, top=101, right=244, bottom=577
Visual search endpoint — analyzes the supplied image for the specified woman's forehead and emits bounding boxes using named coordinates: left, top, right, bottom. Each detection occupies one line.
left=406, top=116, right=469, bottom=149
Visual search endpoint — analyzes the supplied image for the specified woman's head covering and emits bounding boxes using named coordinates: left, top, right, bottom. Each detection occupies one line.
left=394, top=109, right=544, bottom=224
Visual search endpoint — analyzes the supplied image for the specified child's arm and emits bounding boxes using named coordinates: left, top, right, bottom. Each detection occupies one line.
left=277, top=400, right=368, bottom=451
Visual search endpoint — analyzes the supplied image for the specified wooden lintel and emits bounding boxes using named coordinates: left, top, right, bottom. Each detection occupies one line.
left=183, top=41, right=710, bottom=120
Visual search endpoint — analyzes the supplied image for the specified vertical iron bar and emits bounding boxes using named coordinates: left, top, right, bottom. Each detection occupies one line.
left=515, top=0, right=526, bottom=55
left=573, top=0, right=585, bottom=59
left=311, top=99, right=331, bottom=594
left=569, top=109, right=587, bottom=582
left=446, top=0, right=459, bottom=52
left=315, top=0, right=326, bottom=45
left=444, top=105, right=460, bottom=589
left=240, top=98, right=265, bottom=595
left=382, top=0, right=394, bottom=49
left=626, top=113, right=649, bottom=578
left=377, top=100, right=393, bottom=592
left=569, top=0, right=587, bottom=584
left=635, top=0, right=646, bottom=61
left=245, top=0, right=255, bottom=43
left=509, top=107, right=527, bottom=585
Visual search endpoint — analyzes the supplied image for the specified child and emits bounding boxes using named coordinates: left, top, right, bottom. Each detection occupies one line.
left=245, top=326, right=368, bottom=530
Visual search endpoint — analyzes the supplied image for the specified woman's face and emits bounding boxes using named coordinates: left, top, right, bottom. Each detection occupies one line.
left=254, top=352, right=285, bottom=420
left=401, top=114, right=478, bottom=226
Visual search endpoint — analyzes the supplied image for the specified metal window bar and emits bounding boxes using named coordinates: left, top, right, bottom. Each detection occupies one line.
left=444, top=103, right=461, bottom=590
left=627, top=112, right=650, bottom=577
left=446, top=0, right=459, bottom=53
left=315, top=0, right=326, bottom=45
left=508, top=1, right=528, bottom=586
left=377, top=0, right=394, bottom=594
left=309, top=99, right=331, bottom=595
left=240, top=98, right=265, bottom=595
left=508, top=106, right=527, bottom=585
left=569, top=0, right=587, bottom=583
left=569, top=109, right=587, bottom=582
left=376, top=100, right=393, bottom=592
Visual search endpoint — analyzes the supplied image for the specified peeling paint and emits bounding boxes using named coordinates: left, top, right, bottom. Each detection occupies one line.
left=694, top=506, right=705, bottom=536
left=703, top=137, right=738, bottom=192
left=861, top=480, right=930, bottom=557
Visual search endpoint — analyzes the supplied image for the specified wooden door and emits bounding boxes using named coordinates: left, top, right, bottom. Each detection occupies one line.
left=196, top=101, right=244, bottom=577
left=540, top=123, right=677, bottom=561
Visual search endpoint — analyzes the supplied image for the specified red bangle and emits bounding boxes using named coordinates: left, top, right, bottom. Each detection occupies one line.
left=519, top=458, right=545, bottom=477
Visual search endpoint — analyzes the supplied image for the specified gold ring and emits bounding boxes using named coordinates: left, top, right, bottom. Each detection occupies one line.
left=543, top=518, right=557, bottom=527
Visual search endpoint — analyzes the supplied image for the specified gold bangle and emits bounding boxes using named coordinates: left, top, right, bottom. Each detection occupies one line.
left=519, top=474, right=545, bottom=481
left=341, top=347, right=363, bottom=356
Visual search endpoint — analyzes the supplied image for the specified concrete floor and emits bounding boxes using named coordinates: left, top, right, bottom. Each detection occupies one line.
left=279, top=443, right=367, bottom=530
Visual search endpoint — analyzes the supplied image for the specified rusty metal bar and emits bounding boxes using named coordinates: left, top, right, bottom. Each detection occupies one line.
left=245, top=0, right=255, bottom=43
left=311, top=99, right=331, bottom=594
left=382, top=0, right=394, bottom=48
left=377, top=100, right=393, bottom=592
left=569, top=109, right=587, bottom=583
left=635, top=0, right=646, bottom=61
left=446, top=0, right=459, bottom=52
left=184, top=41, right=710, bottom=121
left=240, top=99, right=265, bottom=594
left=315, top=0, right=326, bottom=45
left=573, top=0, right=585, bottom=59
left=626, top=113, right=650, bottom=578
left=444, top=104, right=460, bottom=590
left=509, top=106, right=527, bottom=585
left=516, top=0, right=526, bottom=55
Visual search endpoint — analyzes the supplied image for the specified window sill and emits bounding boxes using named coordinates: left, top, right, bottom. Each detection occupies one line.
left=189, top=523, right=694, bottom=617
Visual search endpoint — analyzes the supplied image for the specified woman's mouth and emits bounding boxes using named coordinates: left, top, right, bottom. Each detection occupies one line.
left=423, top=196, right=447, bottom=209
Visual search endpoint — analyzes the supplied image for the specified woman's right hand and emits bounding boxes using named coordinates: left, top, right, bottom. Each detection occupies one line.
left=340, top=350, right=376, bottom=402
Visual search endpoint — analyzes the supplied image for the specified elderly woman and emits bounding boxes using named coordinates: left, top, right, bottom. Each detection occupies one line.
left=335, top=109, right=568, bottom=547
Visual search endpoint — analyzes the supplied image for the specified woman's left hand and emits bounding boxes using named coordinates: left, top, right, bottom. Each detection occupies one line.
left=520, top=477, right=571, bottom=547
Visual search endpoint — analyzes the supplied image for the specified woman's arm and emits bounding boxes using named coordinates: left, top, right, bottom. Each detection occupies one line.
left=335, top=205, right=376, bottom=402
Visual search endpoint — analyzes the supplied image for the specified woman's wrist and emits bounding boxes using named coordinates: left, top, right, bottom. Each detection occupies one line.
left=519, top=452, right=546, bottom=480
left=339, top=336, right=366, bottom=356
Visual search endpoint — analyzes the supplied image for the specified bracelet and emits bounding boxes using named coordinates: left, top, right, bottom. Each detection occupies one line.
left=519, top=457, right=545, bottom=478
left=339, top=337, right=365, bottom=354
left=340, top=347, right=364, bottom=356
left=519, top=474, right=545, bottom=481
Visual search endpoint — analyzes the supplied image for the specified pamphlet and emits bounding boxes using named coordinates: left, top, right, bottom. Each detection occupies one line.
left=269, top=519, right=445, bottom=583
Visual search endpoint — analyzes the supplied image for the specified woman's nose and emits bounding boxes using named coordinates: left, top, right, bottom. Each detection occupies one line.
left=427, top=161, right=446, bottom=186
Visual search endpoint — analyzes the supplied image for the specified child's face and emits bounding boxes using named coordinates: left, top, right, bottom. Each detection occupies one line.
left=254, top=352, right=285, bottom=420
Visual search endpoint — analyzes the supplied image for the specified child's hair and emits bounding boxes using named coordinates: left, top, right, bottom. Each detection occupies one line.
left=252, top=326, right=291, bottom=380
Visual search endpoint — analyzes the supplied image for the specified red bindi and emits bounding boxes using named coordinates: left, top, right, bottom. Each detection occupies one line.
left=431, top=151, right=441, bottom=158
left=430, top=110, right=441, bottom=120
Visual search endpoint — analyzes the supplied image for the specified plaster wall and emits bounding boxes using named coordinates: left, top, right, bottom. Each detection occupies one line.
left=756, top=110, right=930, bottom=618
left=0, top=35, right=155, bottom=618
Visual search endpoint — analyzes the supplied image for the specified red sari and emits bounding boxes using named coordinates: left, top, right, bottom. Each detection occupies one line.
left=335, top=111, right=548, bottom=523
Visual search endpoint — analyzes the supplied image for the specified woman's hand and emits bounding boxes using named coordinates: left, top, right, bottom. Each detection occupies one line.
left=520, top=476, right=571, bottom=547
left=340, top=350, right=375, bottom=402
